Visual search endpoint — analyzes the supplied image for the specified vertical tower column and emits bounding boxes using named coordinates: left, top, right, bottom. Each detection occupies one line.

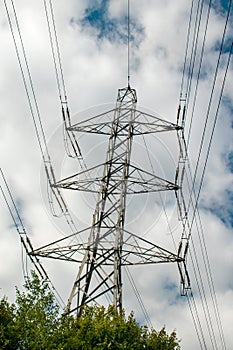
left=67, top=86, right=137, bottom=314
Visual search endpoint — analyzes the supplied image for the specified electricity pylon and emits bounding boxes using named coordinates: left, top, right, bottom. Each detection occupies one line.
left=32, top=85, right=183, bottom=315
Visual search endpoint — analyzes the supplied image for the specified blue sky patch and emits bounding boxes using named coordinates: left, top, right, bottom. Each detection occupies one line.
left=211, top=0, right=231, bottom=14
left=163, top=281, right=183, bottom=305
left=213, top=37, right=233, bottom=55
left=77, top=0, right=144, bottom=45
left=219, top=0, right=230, bottom=11
left=208, top=190, right=233, bottom=228
left=8, top=197, right=25, bottom=231
left=227, top=152, right=233, bottom=173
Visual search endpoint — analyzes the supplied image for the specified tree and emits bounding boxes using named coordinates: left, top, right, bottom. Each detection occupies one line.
left=0, top=297, right=17, bottom=349
left=56, top=306, right=180, bottom=349
left=146, top=327, right=181, bottom=350
left=57, top=306, right=144, bottom=349
left=13, top=271, right=59, bottom=349
left=0, top=271, right=181, bottom=349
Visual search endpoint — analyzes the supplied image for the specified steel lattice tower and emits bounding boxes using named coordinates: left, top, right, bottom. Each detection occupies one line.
left=32, top=85, right=183, bottom=315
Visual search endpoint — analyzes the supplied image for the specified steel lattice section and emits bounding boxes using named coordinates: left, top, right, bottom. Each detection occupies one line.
left=31, top=86, right=183, bottom=315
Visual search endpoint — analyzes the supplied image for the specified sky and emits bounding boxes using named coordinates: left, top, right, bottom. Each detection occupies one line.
left=0, top=0, right=233, bottom=349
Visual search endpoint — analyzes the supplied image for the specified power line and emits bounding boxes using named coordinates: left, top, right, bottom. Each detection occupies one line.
left=177, top=45, right=231, bottom=346
left=186, top=0, right=213, bottom=144
left=43, top=0, right=67, bottom=104
left=127, top=0, right=131, bottom=87
left=43, top=0, right=83, bottom=160
left=4, top=0, right=79, bottom=234
left=186, top=290, right=208, bottom=350
left=175, top=134, right=228, bottom=349
left=187, top=0, right=232, bottom=225
left=179, top=0, right=195, bottom=100
left=0, top=169, right=65, bottom=308
left=185, top=0, right=205, bottom=108
left=190, top=42, right=232, bottom=233
left=125, top=267, right=153, bottom=329
left=175, top=2, right=232, bottom=347
left=189, top=8, right=231, bottom=214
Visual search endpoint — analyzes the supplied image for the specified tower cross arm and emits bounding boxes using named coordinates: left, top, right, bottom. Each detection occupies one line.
left=53, top=164, right=180, bottom=194
left=67, top=109, right=182, bottom=136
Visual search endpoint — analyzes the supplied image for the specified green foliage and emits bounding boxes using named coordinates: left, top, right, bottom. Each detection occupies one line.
left=0, top=271, right=181, bottom=349
left=145, top=327, right=181, bottom=350
left=14, top=271, right=59, bottom=349
left=0, top=297, right=17, bottom=349
left=57, top=306, right=144, bottom=349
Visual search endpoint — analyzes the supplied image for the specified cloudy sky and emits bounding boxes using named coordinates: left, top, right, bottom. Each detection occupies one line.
left=0, top=0, right=232, bottom=349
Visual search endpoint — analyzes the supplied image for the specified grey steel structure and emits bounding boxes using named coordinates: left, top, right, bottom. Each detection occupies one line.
left=32, top=85, right=183, bottom=315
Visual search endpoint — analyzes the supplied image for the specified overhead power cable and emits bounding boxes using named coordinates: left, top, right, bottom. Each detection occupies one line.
left=43, top=0, right=67, bottom=104
left=176, top=150, right=228, bottom=349
left=4, top=0, right=79, bottom=235
left=176, top=50, right=231, bottom=350
left=176, top=172, right=220, bottom=349
left=180, top=49, right=231, bottom=350
left=186, top=0, right=213, bottom=144
left=141, top=130, right=177, bottom=251
left=43, top=0, right=83, bottom=160
left=43, top=0, right=98, bottom=197
left=175, top=2, right=232, bottom=348
left=125, top=267, right=153, bottom=330
left=0, top=169, right=65, bottom=308
left=186, top=0, right=232, bottom=220
left=185, top=0, right=205, bottom=109
left=190, top=43, right=232, bottom=234
left=127, top=0, right=131, bottom=87
left=177, top=0, right=205, bottom=129
left=179, top=0, right=194, bottom=100
left=186, top=290, right=207, bottom=350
